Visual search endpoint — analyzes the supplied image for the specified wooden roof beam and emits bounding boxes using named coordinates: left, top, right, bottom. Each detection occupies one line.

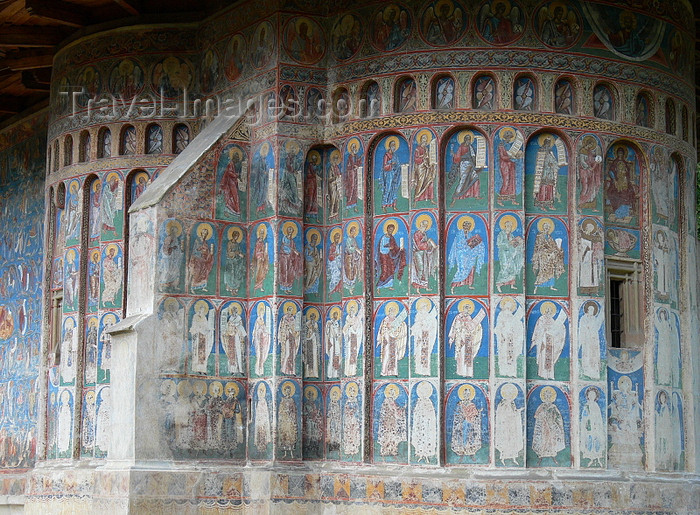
left=0, top=26, right=67, bottom=47
left=24, top=0, right=86, bottom=28
left=21, top=68, right=50, bottom=91
left=112, top=0, right=140, bottom=16
left=0, top=1, right=25, bottom=21
left=0, top=94, right=24, bottom=114
left=3, top=49, right=53, bottom=70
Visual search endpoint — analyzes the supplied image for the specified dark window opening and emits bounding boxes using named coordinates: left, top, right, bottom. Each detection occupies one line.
left=609, top=278, right=623, bottom=348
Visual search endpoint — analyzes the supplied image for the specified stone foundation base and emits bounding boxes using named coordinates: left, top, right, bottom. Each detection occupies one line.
left=19, top=464, right=700, bottom=514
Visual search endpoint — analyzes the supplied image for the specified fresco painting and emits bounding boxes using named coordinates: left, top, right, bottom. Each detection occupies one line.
left=445, top=130, right=489, bottom=211
left=526, top=385, right=571, bottom=467
left=526, top=300, right=569, bottom=381
left=444, top=298, right=489, bottom=380
left=525, top=133, right=569, bottom=214
left=445, top=382, right=489, bottom=465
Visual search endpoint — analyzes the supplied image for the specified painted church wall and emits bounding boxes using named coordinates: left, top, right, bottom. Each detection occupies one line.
left=18, top=0, right=699, bottom=510
left=0, top=112, right=46, bottom=488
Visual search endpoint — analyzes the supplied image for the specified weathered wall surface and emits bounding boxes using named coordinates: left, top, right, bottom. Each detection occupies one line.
left=0, top=112, right=46, bottom=501
left=9, top=0, right=700, bottom=512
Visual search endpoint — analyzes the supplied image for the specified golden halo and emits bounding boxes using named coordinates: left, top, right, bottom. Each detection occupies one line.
left=346, top=221, right=360, bottom=235
left=346, top=299, right=359, bottom=313
left=306, top=227, right=321, bottom=243
left=225, top=381, right=240, bottom=397
left=60, top=390, right=71, bottom=402
left=106, top=172, right=121, bottom=184
left=415, top=297, right=432, bottom=311
left=536, top=217, right=554, bottom=233
left=346, top=381, right=359, bottom=398
left=330, top=227, right=342, bottom=241
left=193, top=380, right=207, bottom=395
left=64, top=317, right=75, bottom=330
left=415, top=213, right=433, bottom=230
left=209, top=381, right=223, bottom=396
left=283, top=301, right=298, bottom=315
left=227, top=225, right=243, bottom=241
left=383, top=219, right=398, bottom=234
left=118, top=59, right=134, bottom=75
left=92, top=179, right=101, bottom=192
left=285, top=140, right=300, bottom=154
left=304, top=385, right=318, bottom=400
left=385, top=383, right=400, bottom=399
left=493, top=0, right=511, bottom=16
left=458, top=215, right=475, bottom=231
left=611, top=144, right=629, bottom=159
left=88, top=317, right=98, bottom=328
left=499, top=127, right=516, bottom=141
left=294, top=16, right=314, bottom=35
left=385, top=301, right=400, bottom=316
left=499, top=214, right=518, bottom=230
left=416, top=380, right=433, bottom=398
left=329, top=306, right=342, bottom=319
left=256, top=223, right=267, bottom=238
left=618, top=375, right=632, bottom=390
left=500, top=382, right=518, bottom=401
left=105, top=243, right=119, bottom=256
left=282, top=221, right=298, bottom=238
left=164, top=297, right=180, bottom=311
left=582, top=300, right=599, bottom=315
left=547, top=1, right=569, bottom=17
left=194, top=299, right=210, bottom=313
left=415, top=129, right=433, bottom=144
left=537, top=133, right=555, bottom=148
left=540, top=386, right=557, bottom=403
left=196, top=222, right=213, bottom=240
left=457, top=298, right=475, bottom=314
left=281, top=380, right=296, bottom=395
left=90, top=249, right=100, bottom=262
left=457, top=130, right=474, bottom=144
left=66, top=249, right=76, bottom=262
left=83, top=390, right=93, bottom=403
left=166, top=220, right=182, bottom=236
left=330, top=385, right=341, bottom=400
left=338, top=13, right=354, bottom=33
left=540, top=301, right=556, bottom=316
left=384, top=135, right=400, bottom=151
left=227, top=146, right=243, bottom=161
left=307, top=149, right=321, bottom=163
left=305, top=306, right=320, bottom=320
left=581, top=217, right=597, bottom=232
left=347, top=137, right=361, bottom=153
left=177, top=380, right=192, bottom=396
left=458, top=383, right=475, bottom=401
left=435, top=0, right=454, bottom=16
left=330, top=149, right=341, bottom=162
left=499, top=296, right=516, bottom=310
left=259, top=141, right=270, bottom=157
left=102, top=313, right=117, bottom=325
left=256, top=302, right=267, bottom=316
left=581, top=135, right=597, bottom=149
left=161, top=379, right=176, bottom=395
left=134, top=171, right=149, bottom=184
left=227, top=301, right=243, bottom=314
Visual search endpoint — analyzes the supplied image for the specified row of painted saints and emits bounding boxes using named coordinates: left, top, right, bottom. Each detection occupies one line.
left=163, top=216, right=605, bottom=302
left=157, top=375, right=655, bottom=469
left=211, top=131, right=643, bottom=234
left=61, top=2, right=683, bottom=105
left=158, top=294, right=609, bottom=383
